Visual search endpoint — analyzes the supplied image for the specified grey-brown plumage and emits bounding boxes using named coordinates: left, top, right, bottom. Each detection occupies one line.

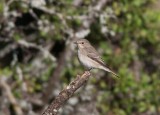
left=74, top=38, right=118, bottom=77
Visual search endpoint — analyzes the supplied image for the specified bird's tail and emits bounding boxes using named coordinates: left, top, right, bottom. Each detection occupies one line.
left=101, top=66, right=119, bottom=77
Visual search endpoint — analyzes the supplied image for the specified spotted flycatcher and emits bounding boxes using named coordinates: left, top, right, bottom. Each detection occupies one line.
left=74, top=38, right=118, bottom=77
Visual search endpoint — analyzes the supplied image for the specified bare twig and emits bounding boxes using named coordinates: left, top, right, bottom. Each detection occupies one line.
left=17, top=40, right=56, bottom=62
left=0, top=77, right=24, bottom=115
left=0, top=43, right=17, bottom=58
left=41, top=71, right=91, bottom=115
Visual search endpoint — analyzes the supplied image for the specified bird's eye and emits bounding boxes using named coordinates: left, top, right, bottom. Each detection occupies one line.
left=82, top=42, right=84, bottom=44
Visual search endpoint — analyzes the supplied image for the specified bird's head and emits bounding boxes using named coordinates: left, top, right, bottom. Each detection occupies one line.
left=74, top=39, right=91, bottom=49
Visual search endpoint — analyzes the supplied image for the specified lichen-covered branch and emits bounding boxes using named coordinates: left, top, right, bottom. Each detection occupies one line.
left=41, top=71, right=91, bottom=115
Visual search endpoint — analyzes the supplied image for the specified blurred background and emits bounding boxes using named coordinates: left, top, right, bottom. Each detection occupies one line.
left=0, top=0, right=160, bottom=115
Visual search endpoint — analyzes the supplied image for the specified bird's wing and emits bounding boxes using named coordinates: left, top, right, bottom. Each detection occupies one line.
left=86, top=46, right=119, bottom=77
left=86, top=47, right=106, bottom=66
left=88, top=53, right=106, bottom=66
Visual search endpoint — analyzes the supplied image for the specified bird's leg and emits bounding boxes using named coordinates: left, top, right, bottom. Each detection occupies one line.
left=88, top=68, right=93, bottom=71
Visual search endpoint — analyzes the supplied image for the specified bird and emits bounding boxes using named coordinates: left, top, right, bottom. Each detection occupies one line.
left=74, top=38, right=118, bottom=77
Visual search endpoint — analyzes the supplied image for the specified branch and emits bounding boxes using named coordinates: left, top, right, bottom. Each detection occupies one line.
left=17, top=40, right=56, bottom=62
left=0, top=77, right=24, bottom=115
left=0, top=43, right=17, bottom=58
left=41, top=71, right=91, bottom=115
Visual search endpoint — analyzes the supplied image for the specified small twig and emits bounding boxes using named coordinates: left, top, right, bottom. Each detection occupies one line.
left=0, top=77, right=24, bottom=115
left=17, top=40, right=56, bottom=62
left=42, top=71, right=91, bottom=115
left=0, top=43, right=17, bottom=58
